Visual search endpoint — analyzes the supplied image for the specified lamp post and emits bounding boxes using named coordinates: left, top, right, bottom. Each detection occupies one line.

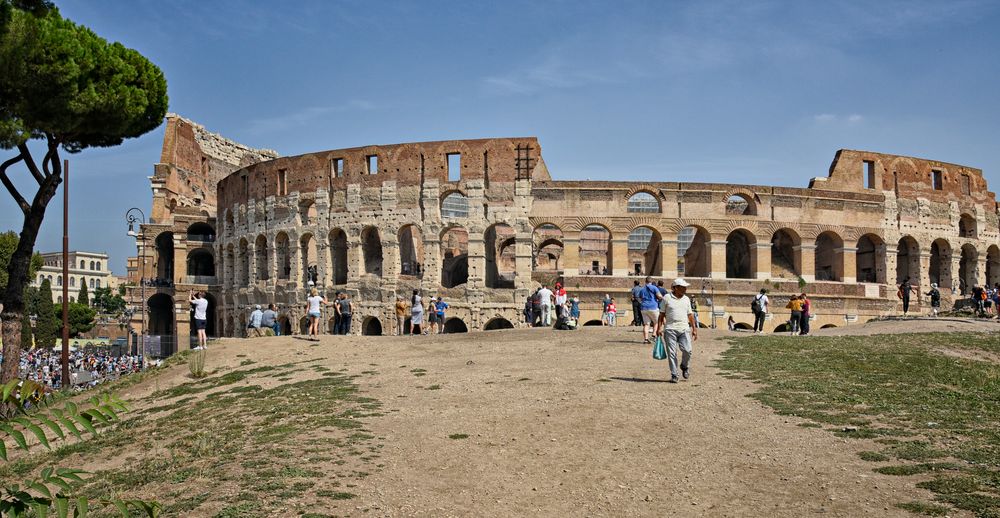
left=126, top=208, right=146, bottom=365
left=703, top=280, right=716, bottom=329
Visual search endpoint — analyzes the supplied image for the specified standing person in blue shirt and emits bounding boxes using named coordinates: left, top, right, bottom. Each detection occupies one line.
left=639, top=276, right=662, bottom=344
left=630, top=280, right=643, bottom=326
left=435, top=296, right=449, bottom=333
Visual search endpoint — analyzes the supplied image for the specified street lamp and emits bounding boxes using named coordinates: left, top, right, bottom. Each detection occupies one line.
left=125, top=208, right=146, bottom=365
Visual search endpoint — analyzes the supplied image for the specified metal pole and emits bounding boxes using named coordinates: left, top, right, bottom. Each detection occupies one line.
left=61, top=159, right=69, bottom=387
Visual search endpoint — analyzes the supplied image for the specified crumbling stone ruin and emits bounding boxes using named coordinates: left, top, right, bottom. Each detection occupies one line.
left=134, top=114, right=1000, bottom=347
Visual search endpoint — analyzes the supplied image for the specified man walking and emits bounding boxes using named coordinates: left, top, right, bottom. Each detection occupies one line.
left=537, top=284, right=554, bottom=327
left=899, top=277, right=914, bottom=316
left=657, top=278, right=697, bottom=383
left=639, top=276, right=661, bottom=344
left=752, top=289, right=769, bottom=333
left=630, top=280, right=643, bottom=326
left=190, top=292, right=209, bottom=349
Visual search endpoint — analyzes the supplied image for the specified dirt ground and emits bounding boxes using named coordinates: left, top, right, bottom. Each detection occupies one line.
left=111, top=319, right=1000, bottom=516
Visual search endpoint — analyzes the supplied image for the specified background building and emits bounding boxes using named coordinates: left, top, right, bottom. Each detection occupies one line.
left=33, top=251, right=114, bottom=303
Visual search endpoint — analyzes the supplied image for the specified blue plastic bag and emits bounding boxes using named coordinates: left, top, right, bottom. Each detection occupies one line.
left=652, top=336, right=667, bottom=360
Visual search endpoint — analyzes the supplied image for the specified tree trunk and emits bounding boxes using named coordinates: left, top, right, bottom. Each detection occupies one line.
left=0, top=168, right=62, bottom=384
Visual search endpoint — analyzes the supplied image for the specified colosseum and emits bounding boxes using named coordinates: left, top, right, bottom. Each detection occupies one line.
left=131, top=114, right=1000, bottom=352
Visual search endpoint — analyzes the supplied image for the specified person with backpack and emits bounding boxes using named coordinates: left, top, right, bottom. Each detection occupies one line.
left=751, top=289, right=769, bottom=333
left=898, top=277, right=915, bottom=316
left=925, top=283, right=941, bottom=317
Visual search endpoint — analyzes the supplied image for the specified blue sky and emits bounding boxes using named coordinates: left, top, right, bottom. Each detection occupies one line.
left=2, top=0, right=999, bottom=274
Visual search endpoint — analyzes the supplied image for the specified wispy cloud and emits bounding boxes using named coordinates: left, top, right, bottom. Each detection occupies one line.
left=813, top=113, right=864, bottom=125
left=246, top=100, right=377, bottom=134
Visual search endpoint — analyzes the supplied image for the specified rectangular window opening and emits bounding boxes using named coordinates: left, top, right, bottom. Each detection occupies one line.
left=366, top=155, right=378, bottom=175
left=863, top=160, right=875, bottom=189
left=961, top=175, right=971, bottom=195
left=447, top=153, right=461, bottom=182
left=932, top=170, right=943, bottom=190
left=277, top=169, right=287, bottom=196
left=332, top=158, right=344, bottom=178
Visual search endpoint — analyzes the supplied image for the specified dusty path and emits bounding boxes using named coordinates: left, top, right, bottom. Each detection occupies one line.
left=333, top=325, right=938, bottom=517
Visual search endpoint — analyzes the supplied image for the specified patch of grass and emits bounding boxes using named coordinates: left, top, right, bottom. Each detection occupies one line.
left=240, top=359, right=256, bottom=366
left=717, top=332, right=1000, bottom=516
left=426, top=384, right=441, bottom=390
left=448, top=434, right=469, bottom=440
left=894, top=501, right=950, bottom=516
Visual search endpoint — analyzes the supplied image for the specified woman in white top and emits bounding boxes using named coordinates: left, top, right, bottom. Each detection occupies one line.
left=305, top=288, right=328, bottom=336
left=410, top=289, right=424, bottom=336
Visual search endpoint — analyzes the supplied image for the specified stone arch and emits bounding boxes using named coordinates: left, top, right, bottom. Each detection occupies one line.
left=484, top=317, right=514, bottom=331
left=856, top=234, right=886, bottom=284
left=254, top=234, right=268, bottom=281
left=959, top=213, right=977, bottom=239
left=533, top=224, right=563, bottom=271
left=579, top=223, right=612, bottom=275
left=147, top=293, right=174, bottom=337
left=770, top=228, right=801, bottom=278
left=238, top=238, right=250, bottom=284
left=398, top=224, right=424, bottom=277
left=300, top=233, right=318, bottom=284
left=626, top=191, right=660, bottom=213
left=361, top=226, right=383, bottom=277
left=186, top=247, right=215, bottom=278
left=155, top=231, right=174, bottom=281
left=299, top=199, right=318, bottom=226
left=443, top=317, right=468, bottom=334
left=959, top=243, right=978, bottom=295
left=815, top=231, right=844, bottom=282
left=583, top=319, right=603, bottom=326
left=441, top=225, right=469, bottom=288
left=329, top=228, right=348, bottom=285
left=987, top=245, right=1000, bottom=286
left=929, top=238, right=952, bottom=289
left=441, top=191, right=470, bottom=218
left=820, top=324, right=838, bottom=329
left=725, top=229, right=756, bottom=279
left=773, top=323, right=790, bottom=333
left=186, top=222, right=215, bottom=241
left=275, top=232, right=291, bottom=280
left=725, top=192, right=757, bottom=216
left=896, top=236, right=920, bottom=284
left=678, top=225, right=711, bottom=277
left=627, top=226, right=662, bottom=276
left=486, top=223, right=516, bottom=288
left=733, top=322, right=753, bottom=331
left=362, top=316, right=383, bottom=336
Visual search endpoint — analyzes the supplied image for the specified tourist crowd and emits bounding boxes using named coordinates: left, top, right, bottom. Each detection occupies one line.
left=0, top=348, right=145, bottom=390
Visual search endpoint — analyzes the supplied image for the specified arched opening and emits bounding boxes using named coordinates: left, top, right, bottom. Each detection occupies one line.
left=275, top=232, right=291, bottom=280
left=773, top=323, right=790, bottom=333
left=224, top=209, right=234, bottom=236
left=987, top=246, right=1000, bottom=286
left=441, top=226, right=469, bottom=288
left=147, top=293, right=174, bottom=336
left=361, top=227, right=383, bottom=277
left=329, top=228, right=348, bottom=285
left=155, top=232, right=174, bottom=281
left=627, top=226, right=662, bottom=276
left=224, top=245, right=235, bottom=285
left=734, top=322, right=753, bottom=330
left=533, top=224, right=564, bottom=272
left=678, top=226, right=710, bottom=277
left=300, top=233, right=318, bottom=285
left=579, top=224, right=612, bottom=275
left=484, top=317, right=514, bottom=331
left=362, top=317, right=383, bottom=336
left=399, top=225, right=424, bottom=277
left=626, top=192, right=660, bottom=213
left=959, top=244, right=978, bottom=295
left=186, top=248, right=215, bottom=278
left=820, top=324, right=837, bottom=329
left=441, top=192, right=469, bottom=218
left=815, top=231, right=844, bottom=282
left=896, top=236, right=920, bottom=284
left=770, top=229, right=801, bottom=278
left=442, top=317, right=468, bottom=334
left=280, top=316, right=292, bottom=336
left=186, top=222, right=215, bottom=242
left=725, top=194, right=756, bottom=216
left=485, top=223, right=516, bottom=288
left=856, top=234, right=886, bottom=284
left=929, top=239, right=952, bottom=289
left=238, top=239, right=250, bottom=284
left=959, top=214, right=977, bottom=239
left=725, top=229, right=756, bottom=279
left=254, top=235, right=268, bottom=281
left=299, top=200, right=318, bottom=226
left=583, top=320, right=603, bottom=326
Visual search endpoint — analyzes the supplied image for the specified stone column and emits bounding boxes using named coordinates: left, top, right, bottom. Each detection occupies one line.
left=708, top=240, right=728, bottom=279
left=949, top=255, right=962, bottom=294
left=174, top=298, right=190, bottom=354
left=173, top=235, right=187, bottom=285
left=876, top=243, right=889, bottom=284
left=661, top=238, right=678, bottom=279
left=467, top=229, right=486, bottom=289
left=919, top=251, right=932, bottom=289
left=246, top=243, right=256, bottom=286
left=561, top=231, right=580, bottom=276
left=268, top=236, right=278, bottom=282
left=515, top=231, right=533, bottom=291
left=422, top=231, right=442, bottom=288
left=754, top=243, right=771, bottom=280
left=611, top=236, right=629, bottom=276
left=315, top=237, right=329, bottom=289
left=382, top=231, right=400, bottom=281
left=840, top=246, right=858, bottom=283
left=885, top=244, right=899, bottom=285
left=797, top=241, right=816, bottom=283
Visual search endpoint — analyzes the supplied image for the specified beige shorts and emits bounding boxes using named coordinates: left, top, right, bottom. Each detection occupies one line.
left=641, top=309, right=659, bottom=325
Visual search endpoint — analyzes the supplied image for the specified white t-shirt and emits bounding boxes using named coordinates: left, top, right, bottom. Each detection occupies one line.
left=192, top=298, right=208, bottom=320
left=754, top=294, right=769, bottom=311
left=659, top=292, right=693, bottom=332
left=537, top=287, right=553, bottom=307
left=307, top=295, right=323, bottom=313
left=554, top=290, right=567, bottom=306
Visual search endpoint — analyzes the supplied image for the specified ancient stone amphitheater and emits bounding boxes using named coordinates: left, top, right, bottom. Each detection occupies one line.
left=133, top=115, right=1000, bottom=349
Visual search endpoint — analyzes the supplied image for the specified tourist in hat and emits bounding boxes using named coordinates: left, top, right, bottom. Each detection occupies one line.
left=657, top=278, right=697, bottom=383
left=925, top=283, right=941, bottom=317
left=304, top=288, right=328, bottom=337
left=248, top=304, right=264, bottom=338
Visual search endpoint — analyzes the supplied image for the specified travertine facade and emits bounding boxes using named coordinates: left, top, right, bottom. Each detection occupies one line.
left=136, top=115, right=1000, bottom=349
